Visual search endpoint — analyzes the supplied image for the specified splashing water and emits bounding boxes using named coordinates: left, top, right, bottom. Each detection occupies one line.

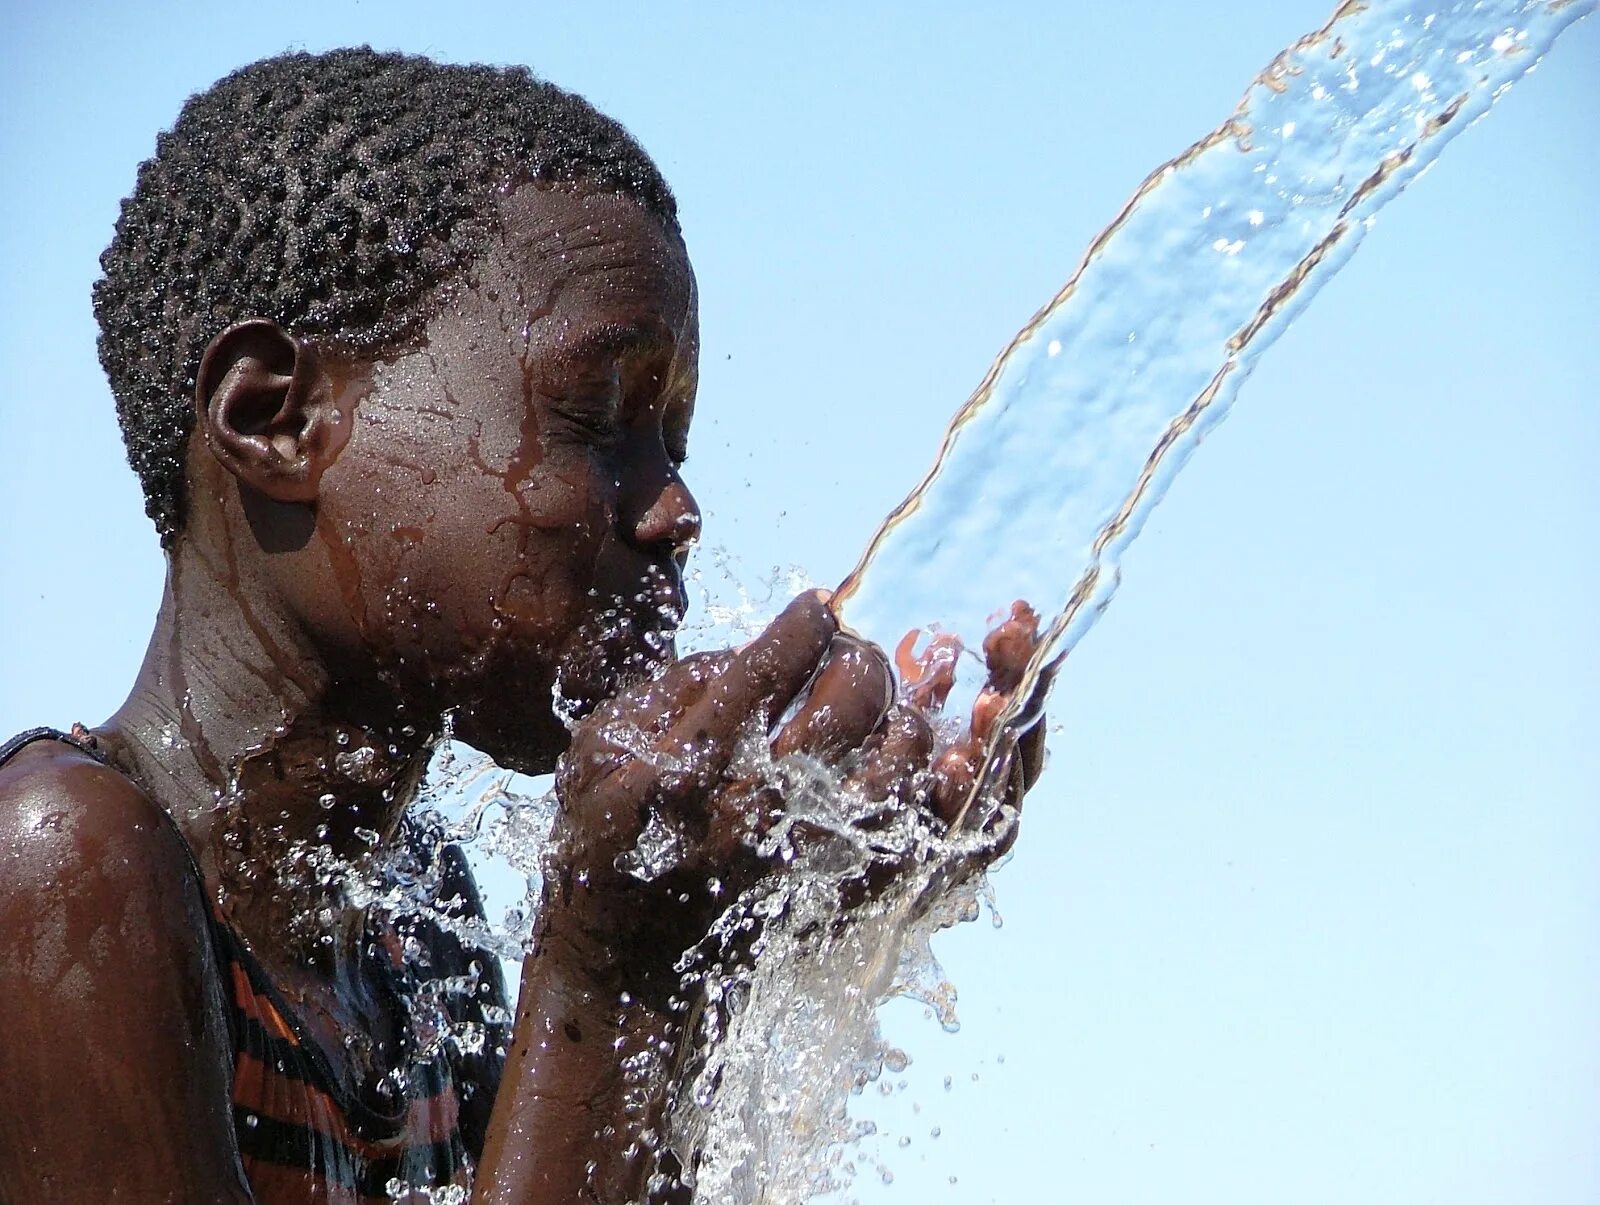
left=676, top=547, right=819, bottom=656
left=833, top=0, right=1594, bottom=822
left=324, top=548, right=820, bottom=1046
left=659, top=730, right=996, bottom=1202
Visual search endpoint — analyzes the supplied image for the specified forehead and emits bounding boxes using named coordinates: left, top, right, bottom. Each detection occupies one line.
left=364, top=183, right=698, bottom=421
left=481, top=183, right=697, bottom=349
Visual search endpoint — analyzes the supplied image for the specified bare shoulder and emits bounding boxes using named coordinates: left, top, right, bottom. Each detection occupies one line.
left=0, top=738, right=250, bottom=1201
left=0, top=737, right=199, bottom=919
left=0, top=734, right=214, bottom=1017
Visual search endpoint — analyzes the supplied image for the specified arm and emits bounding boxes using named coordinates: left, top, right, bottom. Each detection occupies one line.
left=471, top=593, right=841, bottom=1203
left=0, top=744, right=251, bottom=1204
left=472, top=911, right=690, bottom=1205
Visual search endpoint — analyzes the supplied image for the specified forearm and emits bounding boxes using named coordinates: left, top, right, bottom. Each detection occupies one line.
left=471, top=909, right=691, bottom=1205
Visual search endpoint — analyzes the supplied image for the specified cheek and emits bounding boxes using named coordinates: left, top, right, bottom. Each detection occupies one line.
left=322, top=380, right=622, bottom=662
left=488, top=456, right=616, bottom=624
left=369, top=450, right=617, bottom=648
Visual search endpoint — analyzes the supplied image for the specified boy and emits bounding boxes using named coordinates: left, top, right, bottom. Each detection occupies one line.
left=0, top=49, right=1041, bottom=1203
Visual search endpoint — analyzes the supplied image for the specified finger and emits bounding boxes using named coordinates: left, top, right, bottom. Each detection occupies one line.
left=965, top=601, right=1049, bottom=751
left=588, top=649, right=734, bottom=734
left=1015, top=713, right=1047, bottom=791
left=563, top=650, right=736, bottom=789
left=930, top=723, right=1029, bottom=833
left=984, top=767, right=1024, bottom=859
left=928, top=740, right=979, bottom=826
left=970, top=686, right=1008, bottom=744
left=967, top=727, right=1031, bottom=853
left=899, top=631, right=962, bottom=713
left=845, top=703, right=935, bottom=805
left=981, top=601, right=1041, bottom=694
left=1001, top=656, right=1056, bottom=793
left=771, top=635, right=894, bottom=763
left=668, top=589, right=836, bottom=755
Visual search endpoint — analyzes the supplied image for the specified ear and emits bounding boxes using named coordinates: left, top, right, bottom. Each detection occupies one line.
left=195, top=319, right=354, bottom=503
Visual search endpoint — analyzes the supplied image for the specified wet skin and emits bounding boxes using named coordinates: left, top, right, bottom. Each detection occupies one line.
left=0, top=182, right=1045, bottom=1204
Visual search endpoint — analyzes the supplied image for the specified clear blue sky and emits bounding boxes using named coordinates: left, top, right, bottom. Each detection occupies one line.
left=2, top=3, right=1595, bottom=1201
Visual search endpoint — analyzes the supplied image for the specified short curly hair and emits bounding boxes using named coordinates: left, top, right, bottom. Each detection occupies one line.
left=94, top=47, right=679, bottom=546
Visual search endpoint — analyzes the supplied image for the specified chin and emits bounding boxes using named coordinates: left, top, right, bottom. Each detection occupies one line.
left=446, top=615, right=678, bottom=776
left=453, top=710, right=567, bottom=776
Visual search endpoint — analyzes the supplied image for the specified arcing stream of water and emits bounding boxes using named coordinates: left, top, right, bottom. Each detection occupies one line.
left=396, top=3, right=1593, bottom=1200
left=833, top=0, right=1595, bottom=826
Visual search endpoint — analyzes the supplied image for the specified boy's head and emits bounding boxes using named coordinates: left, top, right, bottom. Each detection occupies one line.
left=96, top=50, right=703, bottom=770
left=95, top=47, right=677, bottom=547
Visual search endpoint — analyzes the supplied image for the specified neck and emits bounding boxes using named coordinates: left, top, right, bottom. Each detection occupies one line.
left=100, top=529, right=436, bottom=973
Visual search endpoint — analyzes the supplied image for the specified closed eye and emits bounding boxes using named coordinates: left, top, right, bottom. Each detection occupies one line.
left=545, top=375, right=625, bottom=449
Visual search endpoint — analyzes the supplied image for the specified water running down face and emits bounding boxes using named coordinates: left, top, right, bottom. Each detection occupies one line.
left=237, top=183, right=702, bottom=773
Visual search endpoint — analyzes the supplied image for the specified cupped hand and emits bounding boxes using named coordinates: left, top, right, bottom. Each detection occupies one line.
left=538, top=591, right=1049, bottom=994
left=906, top=600, right=1050, bottom=844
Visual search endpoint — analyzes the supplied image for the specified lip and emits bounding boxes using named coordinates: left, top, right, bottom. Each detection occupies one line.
left=550, top=558, right=688, bottom=719
left=577, top=557, right=687, bottom=677
left=641, top=570, right=689, bottom=660
left=620, top=557, right=688, bottom=636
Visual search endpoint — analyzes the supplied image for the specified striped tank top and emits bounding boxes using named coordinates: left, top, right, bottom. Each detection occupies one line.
left=0, top=727, right=509, bottom=1204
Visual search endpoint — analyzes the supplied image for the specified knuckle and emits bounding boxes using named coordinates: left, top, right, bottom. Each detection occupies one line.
left=890, top=704, right=935, bottom=755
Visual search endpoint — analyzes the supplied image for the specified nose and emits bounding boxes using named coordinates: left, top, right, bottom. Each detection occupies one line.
left=626, top=469, right=702, bottom=558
